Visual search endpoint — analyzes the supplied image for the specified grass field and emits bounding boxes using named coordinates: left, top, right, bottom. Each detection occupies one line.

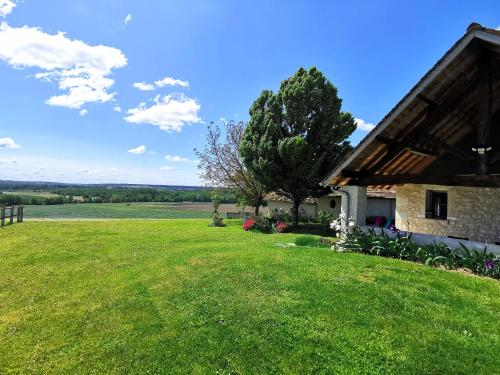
left=23, top=202, right=243, bottom=219
left=2, top=190, right=62, bottom=198
left=0, top=220, right=499, bottom=374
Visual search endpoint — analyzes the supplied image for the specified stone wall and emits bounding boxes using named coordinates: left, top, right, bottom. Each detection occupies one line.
left=396, top=184, right=500, bottom=243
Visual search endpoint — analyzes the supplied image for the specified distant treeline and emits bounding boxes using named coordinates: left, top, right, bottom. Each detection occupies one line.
left=0, top=187, right=236, bottom=206
left=0, top=194, right=65, bottom=206
left=53, top=187, right=236, bottom=204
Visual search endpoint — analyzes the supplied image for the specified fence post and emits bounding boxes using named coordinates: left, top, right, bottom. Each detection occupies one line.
left=9, top=206, right=14, bottom=224
left=20, top=205, right=24, bottom=222
left=1, top=206, right=4, bottom=227
left=16, top=206, right=20, bottom=223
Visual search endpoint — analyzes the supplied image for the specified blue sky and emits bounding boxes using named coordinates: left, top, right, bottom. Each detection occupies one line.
left=0, top=0, right=499, bottom=185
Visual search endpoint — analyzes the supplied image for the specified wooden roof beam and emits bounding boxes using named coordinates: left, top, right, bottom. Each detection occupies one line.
left=352, top=173, right=500, bottom=188
left=377, top=134, right=475, bottom=163
left=360, top=78, right=479, bottom=177
left=476, top=40, right=493, bottom=175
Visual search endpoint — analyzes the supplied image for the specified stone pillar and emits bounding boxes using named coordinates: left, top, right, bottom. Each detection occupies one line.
left=339, top=186, right=367, bottom=226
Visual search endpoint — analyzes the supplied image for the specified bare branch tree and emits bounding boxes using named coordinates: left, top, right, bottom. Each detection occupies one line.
left=195, top=121, right=266, bottom=215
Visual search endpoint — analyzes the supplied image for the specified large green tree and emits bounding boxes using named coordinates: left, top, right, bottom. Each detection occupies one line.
left=240, top=67, right=356, bottom=226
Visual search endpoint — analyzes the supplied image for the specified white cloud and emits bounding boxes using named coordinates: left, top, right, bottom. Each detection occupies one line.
left=0, top=154, right=202, bottom=185
left=164, top=154, right=196, bottom=163
left=160, top=166, right=174, bottom=171
left=79, top=109, right=88, bottom=116
left=132, top=76, right=189, bottom=92
left=496, top=26, right=500, bottom=31
left=124, top=14, right=132, bottom=25
left=355, top=118, right=376, bottom=132
left=124, top=94, right=201, bottom=132
left=0, top=137, right=20, bottom=149
left=133, top=81, right=155, bottom=91
left=0, top=23, right=127, bottom=110
left=0, top=157, right=16, bottom=163
left=0, top=0, right=15, bottom=18
left=113, top=105, right=122, bottom=112
left=154, top=76, right=189, bottom=88
left=128, top=145, right=146, bottom=154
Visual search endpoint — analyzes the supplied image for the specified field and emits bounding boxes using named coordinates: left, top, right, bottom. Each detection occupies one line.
left=24, top=202, right=249, bottom=219
left=1, top=220, right=499, bottom=374
left=2, top=190, right=61, bottom=198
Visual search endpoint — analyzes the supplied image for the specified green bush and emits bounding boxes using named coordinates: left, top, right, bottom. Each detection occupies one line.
left=318, top=210, right=334, bottom=224
left=295, top=235, right=331, bottom=248
left=269, top=208, right=291, bottom=223
left=252, top=216, right=273, bottom=233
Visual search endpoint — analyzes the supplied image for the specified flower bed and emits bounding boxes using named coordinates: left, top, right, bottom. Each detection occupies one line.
left=336, top=225, right=500, bottom=279
left=242, top=216, right=289, bottom=234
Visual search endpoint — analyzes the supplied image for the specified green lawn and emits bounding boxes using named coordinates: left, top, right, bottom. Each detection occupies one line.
left=0, top=220, right=499, bottom=374
left=24, top=202, right=212, bottom=219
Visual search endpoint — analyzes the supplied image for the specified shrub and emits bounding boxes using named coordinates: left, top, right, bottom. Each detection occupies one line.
left=243, top=218, right=255, bottom=231
left=274, top=220, right=289, bottom=233
left=243, top=216, right=273, bottom=233
left=253, top=216, right=273, bottom=233
left=318, top=210, right=334, bottom=225
left=270, top=208, right=291, bottom=223
left=295, top=235, right=331, bottom=248
left=209, top=212, right=226, bottom=227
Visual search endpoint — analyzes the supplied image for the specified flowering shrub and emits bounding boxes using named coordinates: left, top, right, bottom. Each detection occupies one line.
left=243, top=216, right=273, bottom=233
left=274, top=220, right=289, bottom=233
left=243, top=218, right=255, bottom=231
left=270, top=208, right=291, bottom=223
left=330, top=213, right=356, bottom=237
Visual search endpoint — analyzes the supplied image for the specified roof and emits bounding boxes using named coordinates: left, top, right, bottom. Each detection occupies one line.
left=322, top=23, right=500, bottom=189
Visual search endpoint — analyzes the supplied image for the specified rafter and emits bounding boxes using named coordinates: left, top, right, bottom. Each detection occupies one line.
left=351, top=173, right=500, bottom=188
left=360, top=79, right=479, bottom=177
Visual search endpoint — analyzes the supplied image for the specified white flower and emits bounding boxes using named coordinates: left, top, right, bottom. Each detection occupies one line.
left=348, top=221, right=356, bottom=228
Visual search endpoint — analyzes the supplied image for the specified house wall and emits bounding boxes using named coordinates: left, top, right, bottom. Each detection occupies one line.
left=266, top=200, right=318, bottom=220
left=317, top=196, right=342, bottom=217
left=396, top=184, right=500, bottom=243
left=267, top=196, right=394, bottom=222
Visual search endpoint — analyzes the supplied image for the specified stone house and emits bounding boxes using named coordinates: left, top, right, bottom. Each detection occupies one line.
left=321, top=24, right=500, bottom=250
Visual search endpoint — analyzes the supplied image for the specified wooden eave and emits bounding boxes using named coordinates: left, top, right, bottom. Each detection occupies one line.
left=321, top=24, right=500, bottom=189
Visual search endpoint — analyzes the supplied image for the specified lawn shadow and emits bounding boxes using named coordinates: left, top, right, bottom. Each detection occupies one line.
left=287, top=223, right=336, bottom=237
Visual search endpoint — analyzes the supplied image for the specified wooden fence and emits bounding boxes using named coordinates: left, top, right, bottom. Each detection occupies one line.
left=1, top=205, right=24, bottom=227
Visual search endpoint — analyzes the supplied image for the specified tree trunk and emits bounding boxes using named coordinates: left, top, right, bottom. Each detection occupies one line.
left=254, top=205, right=260, bottom=216
left=292, top=198, right=300, bottom=227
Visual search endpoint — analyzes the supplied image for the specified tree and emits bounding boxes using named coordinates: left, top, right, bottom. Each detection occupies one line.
left=195, top=120, right=267, bottom=215
left=240, top=67, right=356, bottom=226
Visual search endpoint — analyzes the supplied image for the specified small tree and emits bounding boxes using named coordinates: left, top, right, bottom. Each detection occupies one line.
left=209, top=190, right=225, bottom=227
left=240, top=67, right=356, bottom=226
left=195, top=120, right=266, bottom=215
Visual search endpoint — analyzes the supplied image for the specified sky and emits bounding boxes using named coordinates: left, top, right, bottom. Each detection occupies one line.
left=0, top=0, right=499, bottom=186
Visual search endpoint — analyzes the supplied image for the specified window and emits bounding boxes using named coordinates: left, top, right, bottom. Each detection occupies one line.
left=329, top=199, right=336, bottom=209
left=425, top=191, right=447, bottom=220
